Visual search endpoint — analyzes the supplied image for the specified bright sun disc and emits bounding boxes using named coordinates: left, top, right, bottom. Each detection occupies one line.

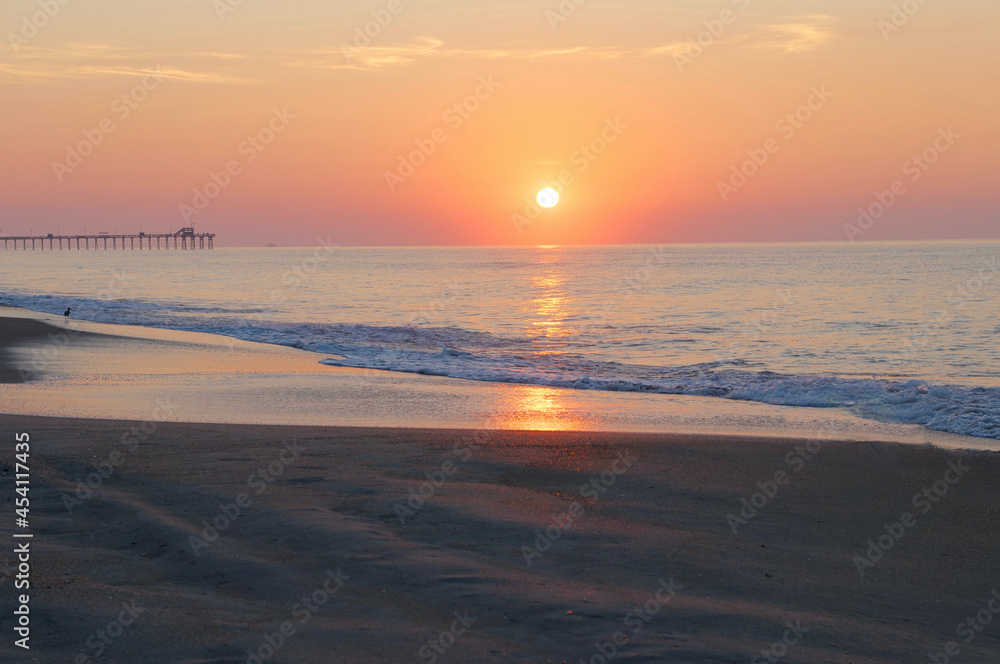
left=537, top=187, right=560, bottom=208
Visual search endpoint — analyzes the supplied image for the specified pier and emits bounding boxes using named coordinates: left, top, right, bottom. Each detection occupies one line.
left=0, top=228, right=215, bottom=250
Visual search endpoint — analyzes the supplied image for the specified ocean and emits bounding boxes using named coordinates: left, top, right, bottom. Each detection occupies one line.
left=1, top=241, right=998, bottom=439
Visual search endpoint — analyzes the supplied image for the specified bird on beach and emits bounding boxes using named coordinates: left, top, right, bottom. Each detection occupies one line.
left=64, top=308, right=71, bottom=320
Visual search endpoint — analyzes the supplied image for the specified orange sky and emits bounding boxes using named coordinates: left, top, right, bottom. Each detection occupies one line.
left=0, top=0, right=997, bottom=246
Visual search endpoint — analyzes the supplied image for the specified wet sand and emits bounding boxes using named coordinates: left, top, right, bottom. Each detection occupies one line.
left=0, top=316, right=99, bottom=383
left=0, top=309, right=986, bottom=447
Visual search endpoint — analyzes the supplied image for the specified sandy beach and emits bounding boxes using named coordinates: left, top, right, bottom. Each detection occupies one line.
left=1, top=315, right=999, bottom=662
left=3, top=416, right=999, bottom=663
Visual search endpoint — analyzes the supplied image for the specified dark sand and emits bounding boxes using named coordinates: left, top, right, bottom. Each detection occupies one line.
left=1, top=416, right=999, bottom=663
left=2, top=313, right=1000, bottom=663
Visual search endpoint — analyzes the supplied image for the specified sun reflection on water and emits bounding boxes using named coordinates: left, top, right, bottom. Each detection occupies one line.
left=495, top=385, right=589, bottom=431
left=527, top=272, right=570, bottom=344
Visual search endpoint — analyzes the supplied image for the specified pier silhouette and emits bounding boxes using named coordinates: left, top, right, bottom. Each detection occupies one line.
left=0, top=228, right=215, bottom=250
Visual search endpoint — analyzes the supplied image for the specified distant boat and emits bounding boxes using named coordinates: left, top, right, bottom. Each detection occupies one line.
left=265, top=242, right=277, bottom=247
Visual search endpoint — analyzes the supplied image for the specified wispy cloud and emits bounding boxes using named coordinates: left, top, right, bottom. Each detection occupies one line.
left=644, top=42, right=695, bottom=57
left=636, top=16, right=835, bottom=59
left=754, top=15, right=836, bottom=53
left=72, top=65, right=252, bottom=83
left=288, top=23, right=838, bottom=74
left=288, top=37, right=446, bottom=71
left=0, top=44, right=259, bottom=83
left=288, top=38, right=640, bottom=71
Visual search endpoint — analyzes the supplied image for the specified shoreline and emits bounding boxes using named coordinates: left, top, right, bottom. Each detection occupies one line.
left=2, top=413, right=998, bottom=662
left=1, top=306, right=997, bottom=449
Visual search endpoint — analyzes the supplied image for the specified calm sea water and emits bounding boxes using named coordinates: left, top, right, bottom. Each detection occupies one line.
left=1, top=242, right=998, bottom=438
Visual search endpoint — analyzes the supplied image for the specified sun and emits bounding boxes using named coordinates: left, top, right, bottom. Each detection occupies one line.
left=536, top=187, right=560, bottom=209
